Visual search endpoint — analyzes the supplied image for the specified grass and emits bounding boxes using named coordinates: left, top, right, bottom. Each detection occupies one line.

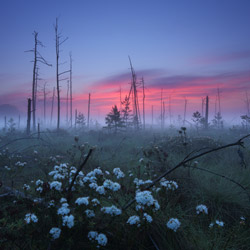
left=0, top=127, right=250, bottom=249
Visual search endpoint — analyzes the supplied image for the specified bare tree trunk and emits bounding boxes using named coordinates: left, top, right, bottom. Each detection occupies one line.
left=50, top=87, right=55, bottom=126
left=43, top=82, right=47, bottom=126
left=163, top=101, right=165, bottom=129
left=55, top=19, right=60, bottom=131
left=4, top=116, right=6, bottom=131
left=205, top=96, right=209, bottom=129
left=32, top=32, right=38, bottom=132
left=18, top=114, right=20, bottom=130
left=70, top=53, right=73, bottom=128
left=66, top=81, right=69, bottom=125
left=37, top=123, right=40, bottom=139
left=169, top=95, right=172, bottom=126
left=151, top=105, right=154, bottom=128
left=88, top=93, right=91, bottom=129
left=75, top=109, right=77, bottom=129
left=183, top=98, right=187, bottom=126
left=27, top=98, right=31, bottom=135
left=55, top=18, right=69, bottom=131
left=160, top=88, right=163, bottom=130
left=142, top=78, right=145, bottom=130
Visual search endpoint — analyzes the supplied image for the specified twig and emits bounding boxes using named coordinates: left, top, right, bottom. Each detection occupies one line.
left=188, top=165, right=250, bottom=202
left=67, top=148, right=94, bottom=197
left=122, top=134, right=250, bottom=210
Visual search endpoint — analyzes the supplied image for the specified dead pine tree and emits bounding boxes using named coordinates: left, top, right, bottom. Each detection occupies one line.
left=43, top=82, right=49, bottom=127
left=87, top=93, right=91, bottom=129
left=50, top=87, right=55, bottom=127
left=66, top=80, right=69, bottom=125
left=128, top=56, right=141, bottom=130
left=183, top=98, right=187, bottom=126
left=205, top=96, right=209, bottom=129
left=55, top=18, right=70, bottom=131
left=141, top=77, right=146, bottom=130
left=26, top=98, right=31, bottom=135
left=25, top=31, right=51, bottom=132
left=69, top=52, right=73, bottom=128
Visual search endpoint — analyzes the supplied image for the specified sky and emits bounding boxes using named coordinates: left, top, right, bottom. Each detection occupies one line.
left=1, top=0, right=250, bottom=126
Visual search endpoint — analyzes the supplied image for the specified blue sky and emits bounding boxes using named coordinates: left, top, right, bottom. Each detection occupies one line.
left=1, top=0, right=250, bottom=123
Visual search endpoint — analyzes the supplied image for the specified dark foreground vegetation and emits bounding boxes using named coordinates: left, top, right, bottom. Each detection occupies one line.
left=0, top=127, right=250, bottom=249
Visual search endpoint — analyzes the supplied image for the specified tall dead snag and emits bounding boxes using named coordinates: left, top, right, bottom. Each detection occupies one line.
left=142, top=78, right=145, bottom=130
left=26, top=98, right=31, bottom=135
left=87, top=93, right=91, bottom=129
left=183, top=98, right=187, bottom=126
left=151, top=105, right=154, bottom=128
left=69, top=53, right=73, bottom=128
left=43, top=82, right=49, bottom=126
left=25, top=31, right=51, bottom=132
left=66, top=81, right=69, bottom=125
left=160, top=88, right=163, bottom=130
left=128, top=56, right=141, bottom=129
left=50, top=87, right=55, bottom=126
left=205, top=95, right=209, bottom=129
left=55, top=18, right=69, bottom=131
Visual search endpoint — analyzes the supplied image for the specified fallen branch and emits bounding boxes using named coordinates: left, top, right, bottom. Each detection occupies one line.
left=188, top=165, right=250, bottom=202
left=67, top=148, right=94, bottom=198
left=122, top=134, right=250, bottom=210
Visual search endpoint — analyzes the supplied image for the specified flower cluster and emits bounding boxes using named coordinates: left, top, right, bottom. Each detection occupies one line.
left=160, top=180, right=178, bottom=191
left=103, top=179, right=121, bottom=191
left=23, top=184, right=30, bottom=190
left=133, top=178, right=153, bottom=187
left=15, top=161, right=27, bottom=167
left=209, top=220, right=224, bottom=228
left=50, top=181, right=62, bottom=191
left=166, top=218, right=181, bottom=232
left=113, top=168, right=125, bottom=179
left=24, top=213, right=38, bottom=224
left=135, top=190, right=160, bottom=211
left=49, top=227, right=61, bottom=240
left=75, top=197, right=89, bottom=206
left=57, top=203, right=70, bottom=216
left=127, top=215, right=140, bottom=226
left=62, top=214, right=74, bottom=228
left=88, top=231, right=108, bottom=246
left=196, top=204, right=208, bottom=215
left=101, top=205, right=122, bottom=216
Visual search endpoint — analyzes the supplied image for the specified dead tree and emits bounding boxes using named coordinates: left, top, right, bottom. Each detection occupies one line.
left=50, top=87, right=55, bottom=126
left=87, top=93, right=91, bottom=129
left=246, top=91, right=250, bottom=115
left=27, top=98, right=31, bottom=135
left=151, top=105, right=154, bottom=128
left=55, top=18, right=70, bottom=130
left=25, top=31, right=51, bottom=132
left=69, top=52, right=73, bottom=128
left=205, top=96, right=209, bottom=129
left=160, top=88, right=163, bottom=129
left=183, top=98, right=187, bottom=126
left=43, top=82, right=49, bottom=126
left=142, top=78, right=145, bottom=130
left=128, top=56, right=141, bottom=129
left=66, top=80, right=69, bottom=125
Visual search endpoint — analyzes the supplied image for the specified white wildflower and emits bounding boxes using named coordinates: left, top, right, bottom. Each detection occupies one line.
left=91, top=198, right=100, bottom=206
left=60, top=198, right=67, bottom=203
left=23, top=184, right=30, bottom=190
left=127, top=215, right=140, bottom=226
left=4, top=166, right=11, bottom=170
left=215, top=220, right=224, bottom=227
left=24, top=213, right=38, bottom=224
left=85, top=209, right=95, bottom=218
left=101, top=205, right=122, bottom=216
left=196, top=204, right=208, bottom=215
left=48, top=200, right=55, bottom=208
left=75, top=197, right=89, bottom=206
left=96, top=233, right=108, bottom=246
left=57, top=203, right=70, bottom=215
left=96, top=186, right=106, bottom=195
left=89, top=183, right=98, bottom=190
left=160, top=180, right=178, bottom=191
left=143, top=213, right=153, bottom=223
left=36, top=186, right=43, bottom=193
left=49, top=227, right=61, bottom=240
left=113, top=168, right=125, bottom=179
left=36, top=179, right=43, bottom=186
left=166, top=218, right=181, bottom=232
left=62, top=214, right=74, bottom=228
left=88, top=231, right=98, bottom=240
left=50, top=181, right=62, bottom=191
